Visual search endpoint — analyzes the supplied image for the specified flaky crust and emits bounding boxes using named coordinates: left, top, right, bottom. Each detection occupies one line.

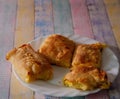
left=6, top=44, right=53, bottom=82
left=63, top=66, right=111, bottom=90
left=72, top=43, right=106, bottom=68
left=39, top=34, right=75, bottom=68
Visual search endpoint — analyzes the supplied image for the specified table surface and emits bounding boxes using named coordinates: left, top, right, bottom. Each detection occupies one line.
left=0, top=0, right=120, bottom=99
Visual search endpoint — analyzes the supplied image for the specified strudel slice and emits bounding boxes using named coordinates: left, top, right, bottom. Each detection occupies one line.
left=72, top=43, right=106, bottom=68
left=39, top=34, right=75, bottom=68
left=63, top=66, right=110, bottom=90
left=6, top=44, right=53, bottom=83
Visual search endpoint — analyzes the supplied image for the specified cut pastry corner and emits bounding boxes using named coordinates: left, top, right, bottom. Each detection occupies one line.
left=63, top=66, right=111, bottom=91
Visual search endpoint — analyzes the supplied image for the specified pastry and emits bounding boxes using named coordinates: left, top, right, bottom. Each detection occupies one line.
left=39, top=34, right=75, bottom=68
left=72, top=43, right=106, bottom=68
left=63, top=66, right=111, bottom=90
left=6, top=44, right=53, bottom=83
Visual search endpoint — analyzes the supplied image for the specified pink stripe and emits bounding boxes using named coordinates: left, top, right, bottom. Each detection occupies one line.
left=0, top=0, right=17, bottom=98
left=70, top=0, right=94, bottom=38
left=34, top=92, right=45, bottom=99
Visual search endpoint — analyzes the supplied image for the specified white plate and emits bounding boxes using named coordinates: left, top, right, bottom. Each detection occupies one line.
left=13, top=34, right=119, bottom=97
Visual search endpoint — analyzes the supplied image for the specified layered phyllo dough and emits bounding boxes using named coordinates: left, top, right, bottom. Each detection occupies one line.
left=39, top=34, right=75, bottom=68
left=6, top=44, right=53, bottom=83
left=63, top=42, right=111, bottom=90
left=72, top=43, right=106, bottom=68
left=63, top=66, right=111, bottom=91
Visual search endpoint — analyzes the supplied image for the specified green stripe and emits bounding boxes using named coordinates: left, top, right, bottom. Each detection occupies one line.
left=61, top=96, right=85, bottom=99
left=51, top=0, right=85, bottom=98
left=52, top=0, right=73, bottom=35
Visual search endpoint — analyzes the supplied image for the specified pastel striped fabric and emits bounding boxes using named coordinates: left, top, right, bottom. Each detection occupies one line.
left=0, top=0, right=120, bottom=99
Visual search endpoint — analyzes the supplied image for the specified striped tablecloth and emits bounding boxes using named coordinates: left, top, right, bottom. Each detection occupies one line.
left=0, top=0, right=120, bottom=99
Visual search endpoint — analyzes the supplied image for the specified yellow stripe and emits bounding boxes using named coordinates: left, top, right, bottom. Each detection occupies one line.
left=10, top=0, right=34, bottom=99
left=104, top=0, right=120, bottom=48
left=14, top=0, right=35, bottom=47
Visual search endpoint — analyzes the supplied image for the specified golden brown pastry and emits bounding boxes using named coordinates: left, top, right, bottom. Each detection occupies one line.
left=72, top=43, right=106, bottom=68
left=63, top=66, right=111, bottom=91
left=6, top=44, right=53, bottom=83
left=39, top=34, right=75, bottom=68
